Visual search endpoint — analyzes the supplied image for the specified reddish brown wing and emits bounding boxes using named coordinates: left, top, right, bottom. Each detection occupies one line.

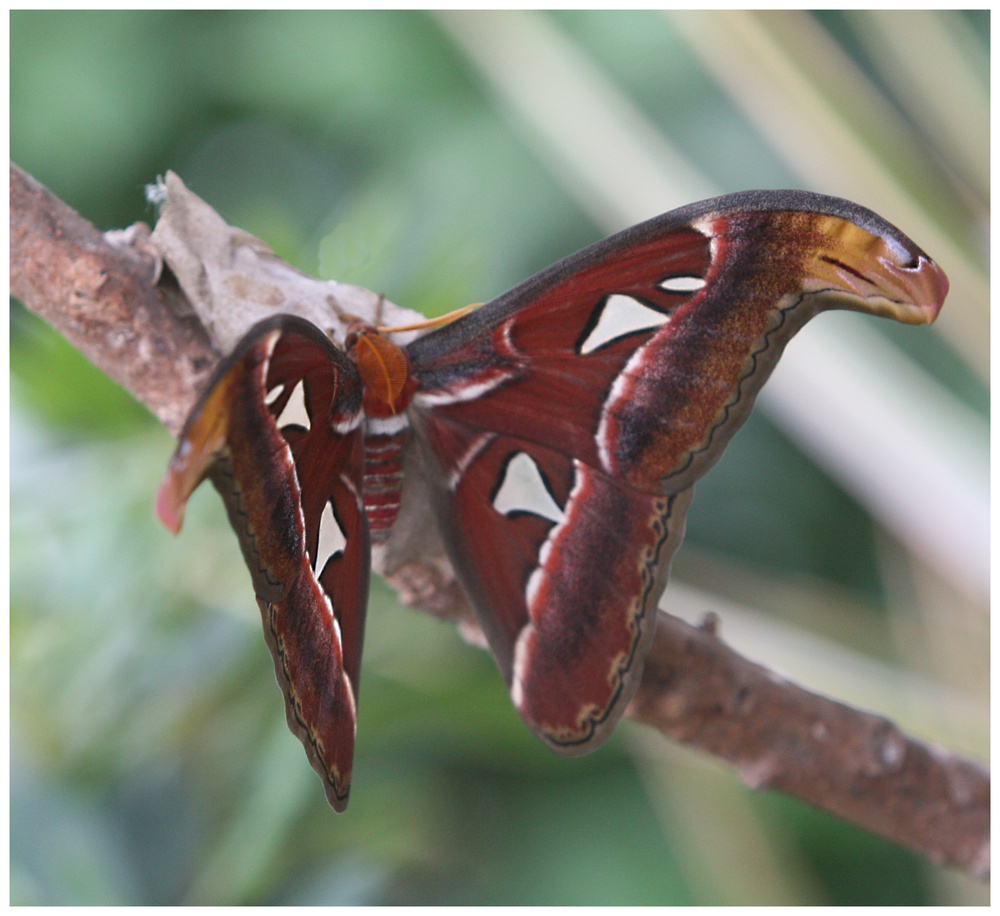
left=156, top=316, right=369, bottom=811
left=406, top=190, right=947, bottom=754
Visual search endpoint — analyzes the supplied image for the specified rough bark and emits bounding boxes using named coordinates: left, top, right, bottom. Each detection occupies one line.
left=629, top=612, right=989, bottom=877
left=10, top=163, right=216, bottom=434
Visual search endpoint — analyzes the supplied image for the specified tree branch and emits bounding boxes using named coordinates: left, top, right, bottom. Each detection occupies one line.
left=10, top=163, right=217, bottom=435
left=10, top=162, right=988, bottom=878
left=629, top=612, right=989, bottom=878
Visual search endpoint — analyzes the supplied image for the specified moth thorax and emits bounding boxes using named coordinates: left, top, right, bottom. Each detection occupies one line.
left=350, top=328, right=414, bottom=416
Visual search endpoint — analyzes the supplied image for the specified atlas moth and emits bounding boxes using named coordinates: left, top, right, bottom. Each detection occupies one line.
left=157, top=190, right=948, bottom=811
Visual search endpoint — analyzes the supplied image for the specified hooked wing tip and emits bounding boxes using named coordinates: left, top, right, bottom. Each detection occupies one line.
left=859, top=214, right=949, bottom=325
left=807, top=218, right=950, bottom=327
left=327, top=785, right=350, bottom=813
left=155, top=469, right=186, bottom=535
left=887, top=254, right=949, bottom=326
left=919, top=258, right=949, bottom=324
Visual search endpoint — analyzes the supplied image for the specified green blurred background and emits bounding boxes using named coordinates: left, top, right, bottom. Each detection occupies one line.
left=10, top=10, right=988, bottom=905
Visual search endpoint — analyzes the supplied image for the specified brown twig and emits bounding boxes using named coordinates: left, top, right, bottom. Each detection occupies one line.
left=630, top=612, right=989, bottom=878
left=9, top=162, right=988, bottom=878
left=10, top=163, right=216, bottom=435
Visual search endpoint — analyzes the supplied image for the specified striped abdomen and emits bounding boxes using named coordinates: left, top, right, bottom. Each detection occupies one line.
left=363, top=427, right=409, bottom=541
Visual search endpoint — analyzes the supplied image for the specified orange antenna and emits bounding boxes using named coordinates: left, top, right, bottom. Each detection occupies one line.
left=378, top=302, right=483, bottom=334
